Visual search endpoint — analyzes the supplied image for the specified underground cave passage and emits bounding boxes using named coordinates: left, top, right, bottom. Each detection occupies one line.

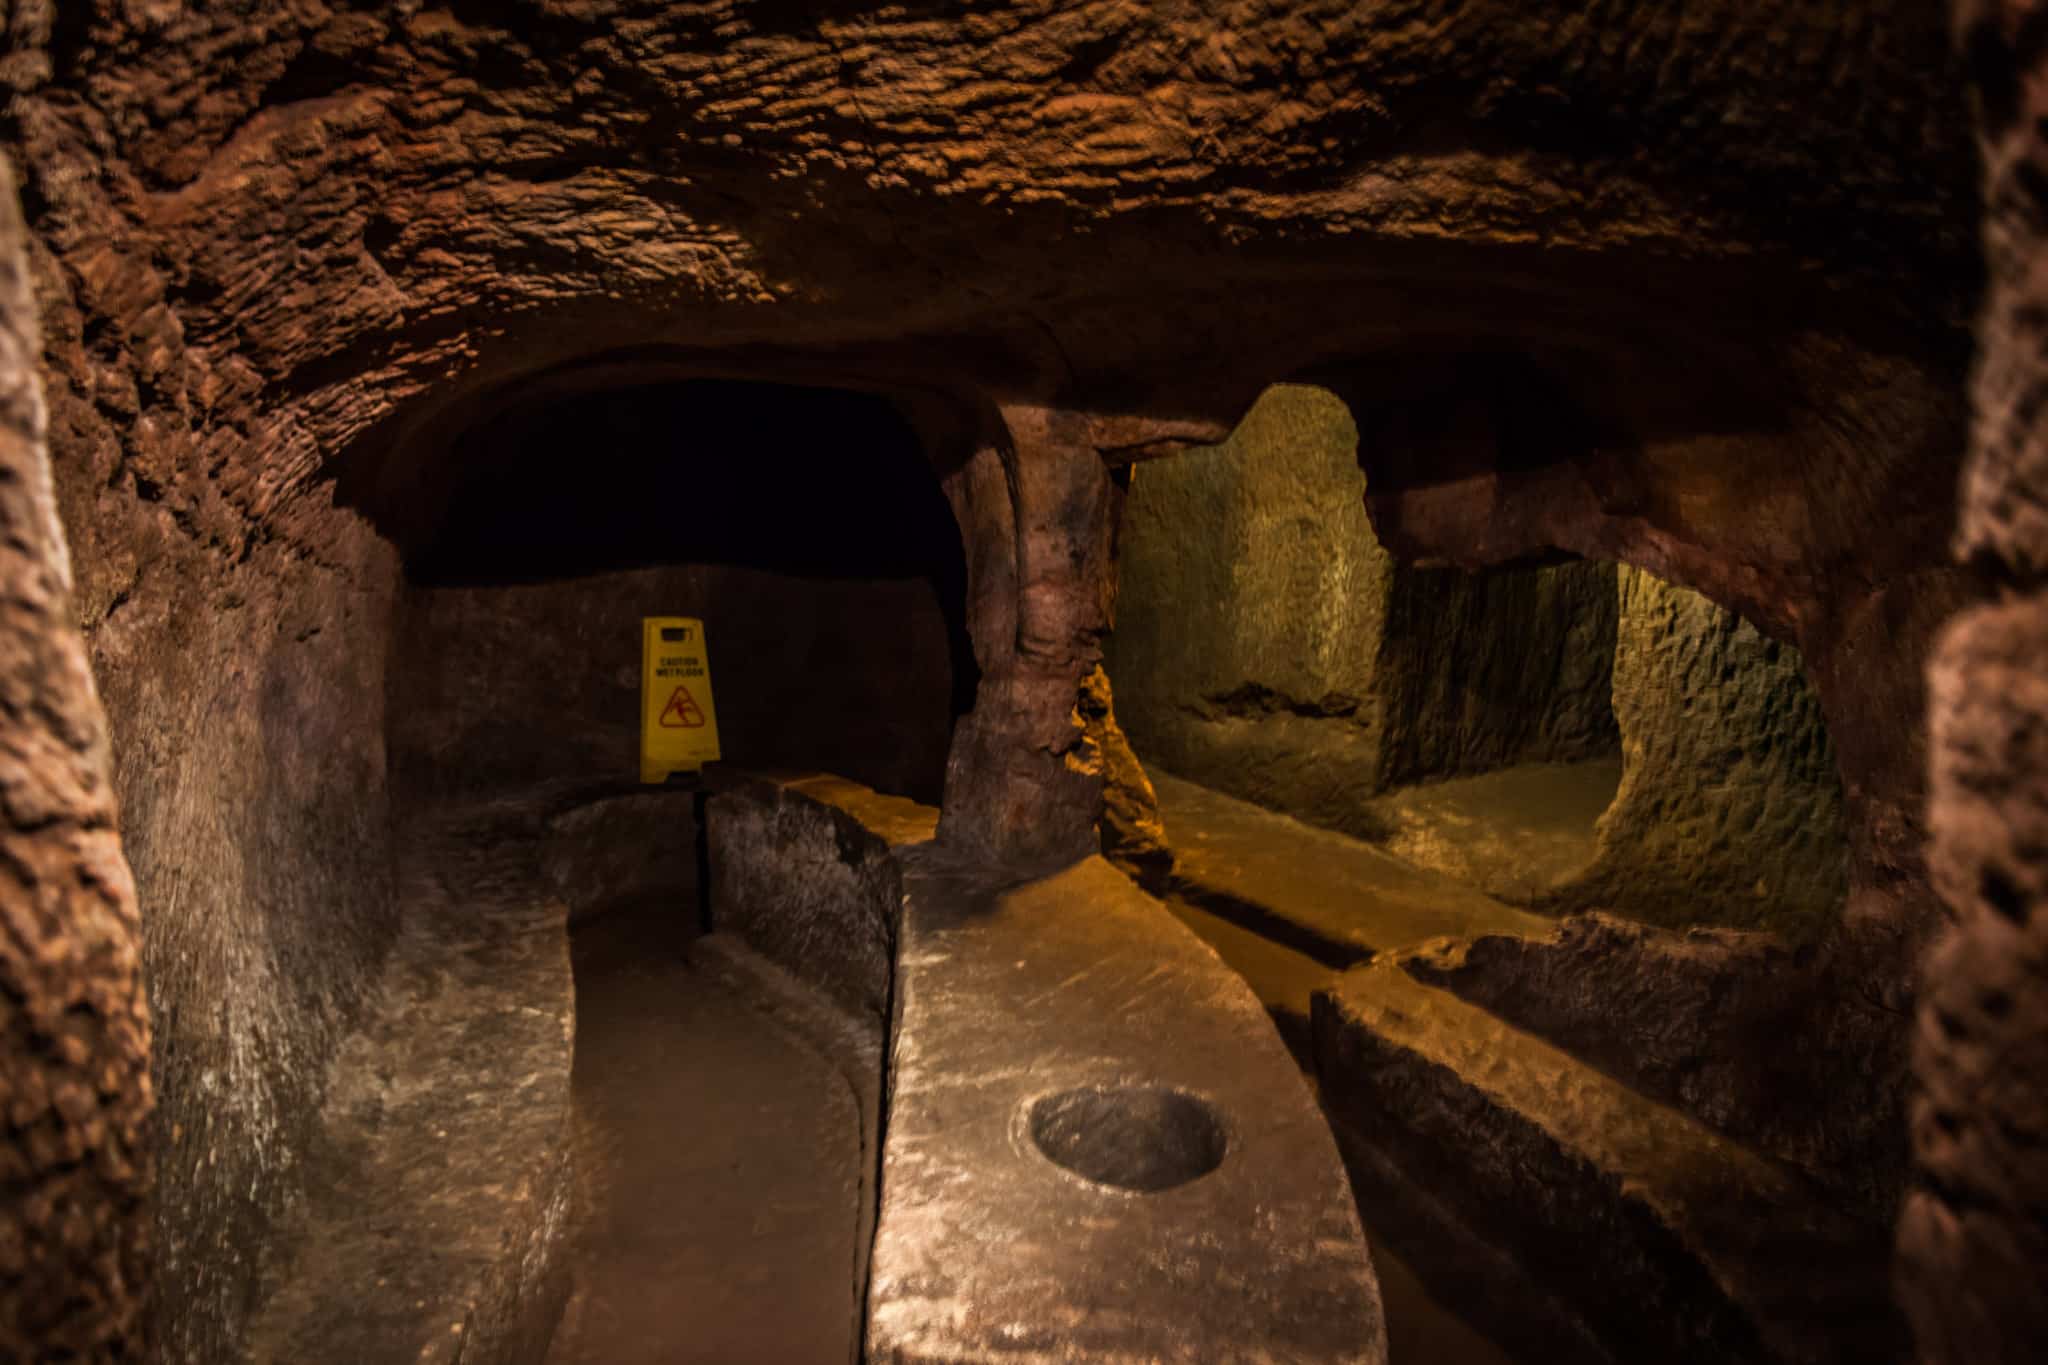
left=1110, top=383, right=1849, bottom=944
left=16, top=5, right=2044, bottom=1360
left=134, top=369, right=1904, bottom=1365
left=240, top=376, right=978, bottom=1364
left=1102, top=382, right=1884, bottom=1365
left=387, top=375, right=975, bottom=808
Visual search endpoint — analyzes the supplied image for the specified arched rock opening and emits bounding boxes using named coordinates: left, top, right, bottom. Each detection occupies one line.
left=1099, top=366, right=1922, bottom=1361
left=1110, top=382, right=1850, bottom=936
left=378, top=374, right=974, bottom=816
left=1108, top=383, right=1623, bottom=848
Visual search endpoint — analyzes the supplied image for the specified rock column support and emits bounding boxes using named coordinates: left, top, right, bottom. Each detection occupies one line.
left=0, top=155, right=152, bottom=1361
left=1903, top=3, right=2048, bottom=1357
left=937, top=404, right=1121, bottom=868
left=1900, top=2, right=2048, bottom=1357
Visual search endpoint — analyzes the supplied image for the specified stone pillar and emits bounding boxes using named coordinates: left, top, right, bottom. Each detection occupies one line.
left=1108, top=384, right=1620, bottom=841
left=0, top=155, right=152, bottom=1361
left=937, top=404, right=1120, bottom=869
left=1899, top=4, right=2048, bottom=1358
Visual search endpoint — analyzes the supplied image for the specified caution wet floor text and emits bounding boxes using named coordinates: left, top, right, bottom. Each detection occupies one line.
left=641, top=616, right=721, bottom=782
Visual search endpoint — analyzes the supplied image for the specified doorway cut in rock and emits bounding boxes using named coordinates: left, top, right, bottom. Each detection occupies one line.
left=1105, top=378, right=1866, bottom=1365
left=1109, top=381, right=1848, bottom=941
left=384, top=375, right=976, bottom=814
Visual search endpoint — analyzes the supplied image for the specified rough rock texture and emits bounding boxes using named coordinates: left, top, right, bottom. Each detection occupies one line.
left=7, top=0, right=1962, bottom=897
left=535, top=791, right=698, bottom=928
left=1075, top=664, right=1172, bottom=883
left=875, top=851, right=1387, bottom=1364
left=241, top=824, right=575, bottom=1365
left=1110, top=384, right=1620, bottom=840
left=1341, top=334, right=1978, bottom=1320
left=1373, top=558, right=1620, bottom=790
left=15, top=67, right=408, bottom=1356
left=938, top=406, right=1123, bottom=868
left=1899, top=4, right=2048, bottom=1358
left=95, top=496, right=396, bottom=1361
left=0, top=154, right=151, bottom=1363
left=1152, top=770, right=1553, bottom=966
left=385, top=374, right=968, bottom=810
left=1114, top=386, right=1843, bottom=939
left=90, top=507, right=396, bottom=1365
left=696, top=777, right=934, bottom=1364
left=1404, top=915, right=1907, bottom=1224
left=1350, top=341, right=1972, bottom=976
left=0, top=0, right=1993, bottom=1356
left=1315, top=959, right=1902, bottom=1365
left=1540, top=566, right=1848, bottom=936
left=1111, top=384, right=1398, bottom=831
left=718, top=776, right=1385, bottom=1363
left=703, top=773, right=927, bottom=1027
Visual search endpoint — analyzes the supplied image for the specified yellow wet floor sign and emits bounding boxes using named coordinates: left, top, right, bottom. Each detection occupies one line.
left=641, top=617, right=721, bottom=782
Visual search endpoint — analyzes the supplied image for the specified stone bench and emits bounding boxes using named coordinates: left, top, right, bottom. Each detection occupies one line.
left=705, top=772, right=1388, bottom=1364
left=242, top=835, right=576, bottom=1365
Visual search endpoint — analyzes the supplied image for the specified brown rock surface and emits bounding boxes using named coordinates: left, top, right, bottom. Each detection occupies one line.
left=1315, top=958, right=1902, bottom=1365
left=877, top=851, right=1388, bottom=1365
left=0, top=1, right=2000, bottom=1358
left=938, top=405, right=1122, bottom=867
left=393, top=566, right=956, bottom=807
left=384, top=374, right=970, bottom=810
left=1899, top=7, right=2048, bottom=1361
left=1076, top=664, right=1172, bottom=883
left=0, top=153, right=151, bottom=1363
left=1539, top=566, right=1849, bottom=937
left=1404, top=915, right=1906, bottom=1223
left=1110, top=384, right=1620, bottom=839
left=241, top=826, right=576, bottom=1365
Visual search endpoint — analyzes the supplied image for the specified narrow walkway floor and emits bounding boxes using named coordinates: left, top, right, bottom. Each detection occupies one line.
left=1365, top=759, right=1622, bottom=902
left=1153, top=771, right=1555, bottom=964
left=545, top=900, right=864, bottom=1365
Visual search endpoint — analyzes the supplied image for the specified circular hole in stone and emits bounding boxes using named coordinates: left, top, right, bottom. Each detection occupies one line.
left=1025, top=1085, right=1229, bottom=1193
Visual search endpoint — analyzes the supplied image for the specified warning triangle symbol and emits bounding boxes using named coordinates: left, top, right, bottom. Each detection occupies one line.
left=658, top=685, right=707, bottom=729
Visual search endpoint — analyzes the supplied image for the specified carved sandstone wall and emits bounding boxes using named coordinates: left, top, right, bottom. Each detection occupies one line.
left=0, top=154, right=151, bottom=1363
left=1900, top=3, right=2048, bottom=1360
left=0, top=2, right=1989, bottom=1358
left=1110, top=383, right=1620, bottom=841
left=1540, top=565, right=1848, bottom=938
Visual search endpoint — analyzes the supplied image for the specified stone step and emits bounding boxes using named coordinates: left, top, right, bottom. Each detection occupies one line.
left=1312, top=959, right=1904, bottom=1365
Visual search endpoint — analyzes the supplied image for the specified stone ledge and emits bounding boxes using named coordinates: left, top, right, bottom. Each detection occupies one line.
left=1326, top=1120, right=1622, bottom=1365
left=1399, top=915, right=1907, bottom=1223
left=1313, top=959, right=1901, bottom=1365
left=708, top=771, right=1385, bottom=1362
left=872, top=849, right=1387, bottom=1364
left=241, top=839, right=576, bottom=1365
left=1154, top=771, right=1553, bottom=965
left=704, top=771, right=930, bottom=1026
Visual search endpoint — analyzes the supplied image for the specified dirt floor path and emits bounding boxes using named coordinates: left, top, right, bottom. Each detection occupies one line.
left=545, top=900, right=863, bottom=1365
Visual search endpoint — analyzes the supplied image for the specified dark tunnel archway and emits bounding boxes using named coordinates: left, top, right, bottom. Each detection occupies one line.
left=385, top=376, right=978, bottom=809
